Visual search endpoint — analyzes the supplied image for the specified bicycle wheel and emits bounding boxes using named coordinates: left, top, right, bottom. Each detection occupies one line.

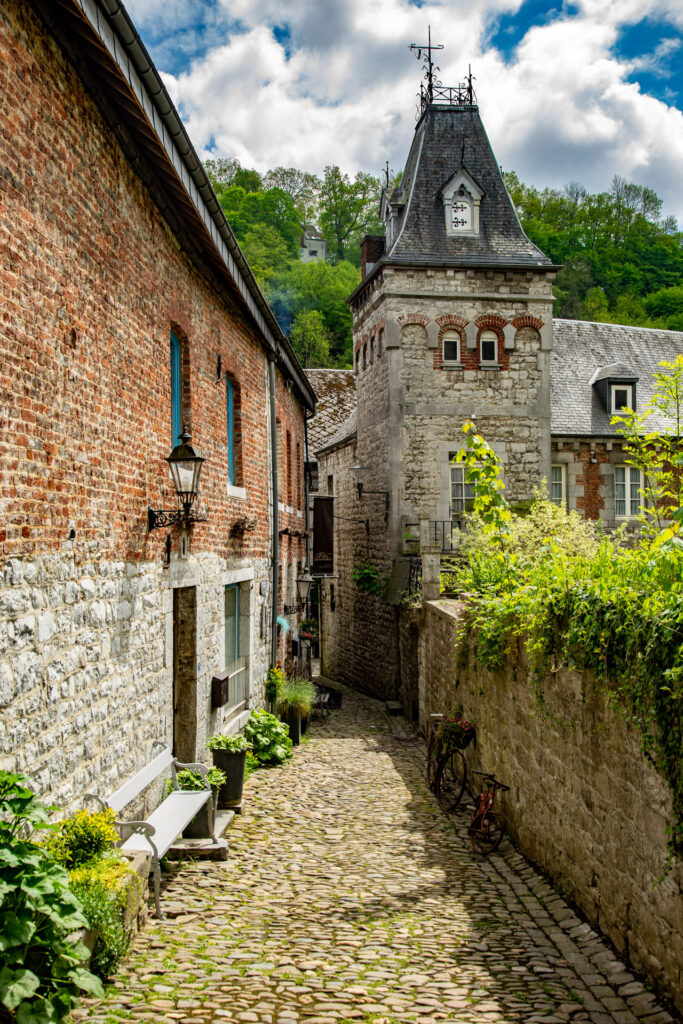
left=434, top=748, right=467, bottom=813
left=470, top=811, right=504, bottom=855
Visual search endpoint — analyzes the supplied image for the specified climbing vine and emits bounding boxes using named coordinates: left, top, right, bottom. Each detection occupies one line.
left=451, top=421, right=683, bottom=857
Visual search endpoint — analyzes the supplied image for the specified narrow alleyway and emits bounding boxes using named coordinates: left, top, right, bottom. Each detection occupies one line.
left=74, top=683, right=677, bottom=1024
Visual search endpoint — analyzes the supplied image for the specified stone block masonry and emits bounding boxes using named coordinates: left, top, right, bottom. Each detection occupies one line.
left=0, top=1, right=308, bottom=805
left=419, top=599, right=683, bottom=1013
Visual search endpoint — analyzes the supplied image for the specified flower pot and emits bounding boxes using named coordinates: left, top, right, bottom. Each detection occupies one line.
left=283, top=707, right=302, bottom=745
left=301, top=713, right=309, bottom=736
left=182, top=789, right=217, bottom=839
left=212, top=748, right=248, bottom=809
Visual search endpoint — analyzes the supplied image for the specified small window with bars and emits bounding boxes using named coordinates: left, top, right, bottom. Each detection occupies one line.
left=615, top=465, right=641, bottom=518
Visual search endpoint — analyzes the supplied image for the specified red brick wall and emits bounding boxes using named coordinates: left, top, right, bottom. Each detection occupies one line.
left=0, top=2, right=306, bottom=566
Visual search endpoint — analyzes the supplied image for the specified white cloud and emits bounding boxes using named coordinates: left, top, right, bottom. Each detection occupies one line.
left=150, top=0, right=683, bottom=223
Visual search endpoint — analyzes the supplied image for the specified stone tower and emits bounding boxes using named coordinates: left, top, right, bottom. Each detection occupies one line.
left=318, top=80, right=557, bottom=703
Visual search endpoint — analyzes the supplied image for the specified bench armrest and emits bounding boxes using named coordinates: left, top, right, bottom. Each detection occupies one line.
left=84, top=792, right=109, bottom=813
left=115, top=818, right=160, bottom=860
left=172, top=760, right=211, bottom=790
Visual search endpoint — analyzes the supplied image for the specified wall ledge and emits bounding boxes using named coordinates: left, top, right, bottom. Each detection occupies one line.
left=423, top=598, right=466, bottom=623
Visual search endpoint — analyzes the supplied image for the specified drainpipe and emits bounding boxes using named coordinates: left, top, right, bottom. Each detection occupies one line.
left=268, top=355, right=279, bottom=669
left=303, top=413, right=312, bottom=569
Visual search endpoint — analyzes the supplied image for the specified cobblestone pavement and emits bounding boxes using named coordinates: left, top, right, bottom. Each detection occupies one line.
left=73, top=682, right=678, bottom=1024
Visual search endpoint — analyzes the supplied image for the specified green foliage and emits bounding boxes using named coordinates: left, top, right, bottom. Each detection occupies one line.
left=244, top=710, right=293, bottom=766
left=45, top=810, right=118, bottom=871
left=612, top=355, right=683, bottom=539
left=504, top=170, right=683, bottom=327
left=276, top=677, right=316, bottom=717
left=244, top=752, right=260, bottom=780
left=289, top=309, right=330, bottom=368
left=207, top=733, right=252, bottom=753
left=265, top=664, right=285, bottom=704
left=448, top=421, right=683, bottom=856
left=171, top=768, right=226, bottom=794
left=0, top=771, right=104, bottom=1021
left=299, top=617, right=319, bottom=641
left=68, top=856, right=136, bottom=980
left=351, top=562, right=382, bottom=594
left=317, top=166, right=383, bottom=265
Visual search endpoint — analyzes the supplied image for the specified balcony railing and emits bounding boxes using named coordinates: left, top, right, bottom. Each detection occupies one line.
left=403, top=520, right=463, bottom=554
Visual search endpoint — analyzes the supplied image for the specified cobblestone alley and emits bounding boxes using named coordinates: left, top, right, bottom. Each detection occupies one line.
left=73, top=683, right=678, bottom=1024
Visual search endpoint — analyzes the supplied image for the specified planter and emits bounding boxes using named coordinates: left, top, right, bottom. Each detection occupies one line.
left=282, top=707, right=302, bottom=745
left=212, top=748, right=248, bottom=809
left=301, top=713, right=309, bottom=736
left=182, top=789, right=217, bottom=839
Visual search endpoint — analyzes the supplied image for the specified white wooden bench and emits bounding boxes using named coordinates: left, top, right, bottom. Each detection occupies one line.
left=87, top=744, right=216, bottom=919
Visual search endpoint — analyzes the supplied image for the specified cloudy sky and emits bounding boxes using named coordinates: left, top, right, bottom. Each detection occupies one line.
left=126, top=0, right=683, bottom=223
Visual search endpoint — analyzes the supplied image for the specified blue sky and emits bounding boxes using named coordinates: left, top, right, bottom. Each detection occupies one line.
left=126, top=0, right=683, bottom=223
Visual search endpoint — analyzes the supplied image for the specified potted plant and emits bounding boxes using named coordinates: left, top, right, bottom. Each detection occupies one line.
left=277, top=676, right=316, bottom=745
left=440, top=708, right=476, bottom=750
left=299, top=617, right=319, bottom=657
left=169, top=767, right=226, bottom=839
left=207, top=733, right=252, bottom=810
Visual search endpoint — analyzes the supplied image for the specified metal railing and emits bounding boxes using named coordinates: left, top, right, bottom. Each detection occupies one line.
left=403, top=520, right=463, bottom=554
left=222, top=656, right=249, bottom=723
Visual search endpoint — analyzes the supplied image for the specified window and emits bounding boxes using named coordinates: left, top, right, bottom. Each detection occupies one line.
left=451, top=191, right=473, bottom=232
left=286, top=429, right=292, bottom=507
left=276, top=420, right=283, bottom=499
left=170, top=330, right=182, bottom=446
left=226, top=377, right=235, bottom=485
left=611, top=383, right=633, bottom=412
left=224, top=584, right=240, bottom=666
left=480, top=330, right=498, bottom=364
left=442, top=330, right=460, bottom=364
left=450, top=461, right=475, bottom=519
left=550, top=464, right=565, bottom=507
left=615, top=465, right=641, bottom=517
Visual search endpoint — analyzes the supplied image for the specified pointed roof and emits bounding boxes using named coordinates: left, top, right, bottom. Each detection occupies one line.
left=384, top=104, right=554, bottom=270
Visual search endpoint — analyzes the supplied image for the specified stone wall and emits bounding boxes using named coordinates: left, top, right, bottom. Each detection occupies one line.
left=419, top=599, right=683, bottom=1013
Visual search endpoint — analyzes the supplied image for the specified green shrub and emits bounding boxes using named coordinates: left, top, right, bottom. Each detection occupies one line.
left=277, top=676, right=316, bottom=716
left=207, top=733, right=252, bottom=753
left=69, top=856, right=137, bottom=980
left=244, top=710, right=293, bottom=765
left=44, top=808, right=119, bottom=870
left=165, top=767, right=226, bottom=797
left=351, top=562, right=382, bottom=594
left=244, top=751, right=260, bottom=779
left=265, top=664, right=284, bottom=703
left=0, top=771, right=104, bottom=1021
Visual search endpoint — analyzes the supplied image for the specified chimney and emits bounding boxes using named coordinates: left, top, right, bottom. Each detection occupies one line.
left=360, top=235, right=385, bottom=279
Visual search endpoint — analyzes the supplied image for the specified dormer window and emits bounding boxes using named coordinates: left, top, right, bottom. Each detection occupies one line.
left=611, top=383, right=633, bottom=412
left=440, top=167, right=484, bottom=238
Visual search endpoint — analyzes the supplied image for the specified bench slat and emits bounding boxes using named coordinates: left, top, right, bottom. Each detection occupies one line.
left=107, top=748, right=174, bottom=813
left=120, top=791, right=211, bottom=856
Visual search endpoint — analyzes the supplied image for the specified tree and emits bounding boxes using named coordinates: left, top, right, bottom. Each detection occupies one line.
left=289, top=310, right=330, bottom=367
left=318, top=166, right=383, bottom=264
left=263, top=167, right=320, bottom=228
left=240, top=225, right=296, bottom=288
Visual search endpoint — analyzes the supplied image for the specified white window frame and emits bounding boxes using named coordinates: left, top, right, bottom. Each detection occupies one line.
left=615, top=465, right=642, bottom=518
left=611, top=383, right=633, bottom=413
left=449, top=460, right=476, bottom=519
left=441, top=330, right=461, bottom=366
left=550, top=464, right=566, bottom=507
left=480, top=330, right=498, bottom=366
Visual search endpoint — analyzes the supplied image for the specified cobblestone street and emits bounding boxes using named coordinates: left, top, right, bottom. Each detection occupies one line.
left=73, top=683, right=677, bottom=1024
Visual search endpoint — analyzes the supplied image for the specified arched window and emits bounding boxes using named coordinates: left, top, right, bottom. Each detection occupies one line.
left=480, top=330, right=498, bottom=364
left=442, top=330, right=460, bottom=365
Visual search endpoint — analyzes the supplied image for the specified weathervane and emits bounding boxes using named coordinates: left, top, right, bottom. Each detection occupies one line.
left=409, top=26, right=443, bottom=104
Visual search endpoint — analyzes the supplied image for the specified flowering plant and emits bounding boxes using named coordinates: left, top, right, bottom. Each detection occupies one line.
left=440, top=708, right=475, bottom=750
left=299, top=617, right=319, bottom=642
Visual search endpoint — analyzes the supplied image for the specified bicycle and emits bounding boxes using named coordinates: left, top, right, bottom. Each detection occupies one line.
left=434, top=743, right=467, bottom=813
left=467, top=769, right=509, bottom=854
left=425, top=714, right=444, bottom=791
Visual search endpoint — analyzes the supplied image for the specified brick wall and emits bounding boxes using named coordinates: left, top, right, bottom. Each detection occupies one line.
left=419, top=600, right=683, bottom=1013
left=0, top=1, right=307, bottom=805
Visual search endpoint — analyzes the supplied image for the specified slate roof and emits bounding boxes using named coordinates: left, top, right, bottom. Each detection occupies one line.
left=315, top=408, right=357, bottom=456
left=551, top=320, right=683, bottom=435
left=306, top=370, right=356, bottom=459
left=385, top=105, right=554, bottom=270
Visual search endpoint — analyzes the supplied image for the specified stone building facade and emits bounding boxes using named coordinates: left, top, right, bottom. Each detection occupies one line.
left=0, top=0, right=314, bottom=807
left=316, top=90, right=683, bottom=699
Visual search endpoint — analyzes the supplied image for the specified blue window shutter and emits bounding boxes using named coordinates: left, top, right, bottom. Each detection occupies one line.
left=170, top=331, right=181, bottom=447
left=226, top=377, right=235, bottom=484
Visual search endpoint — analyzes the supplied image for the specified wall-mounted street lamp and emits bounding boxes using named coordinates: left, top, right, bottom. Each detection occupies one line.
left=350, top=464, right=390, bottom=525
left=148, top=424, right=207, bottom=532
left=296, top=566, right=314, bottom=609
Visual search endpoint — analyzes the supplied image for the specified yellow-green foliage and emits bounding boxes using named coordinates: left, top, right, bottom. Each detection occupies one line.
left=46, top=809, right=118, bottom=869
left=69, top=854, right=137, bottom=980
left=68, top=852, right=132, bottom=895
